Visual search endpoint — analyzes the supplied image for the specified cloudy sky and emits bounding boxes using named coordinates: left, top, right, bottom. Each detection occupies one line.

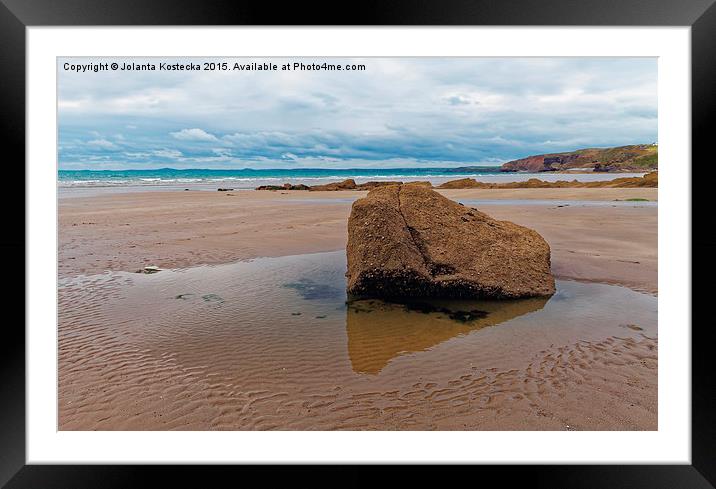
left=58, top=57, right=657, bottom=170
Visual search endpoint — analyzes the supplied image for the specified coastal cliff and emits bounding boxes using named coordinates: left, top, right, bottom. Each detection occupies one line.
left=499, top=144, right=658, bottom=173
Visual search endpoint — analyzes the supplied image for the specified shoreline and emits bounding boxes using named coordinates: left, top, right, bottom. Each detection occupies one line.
left=57, top=171, right=651, bottom=195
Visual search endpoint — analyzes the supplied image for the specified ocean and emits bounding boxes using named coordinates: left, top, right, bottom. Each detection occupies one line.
left=58, top=167, right=647, bottom=193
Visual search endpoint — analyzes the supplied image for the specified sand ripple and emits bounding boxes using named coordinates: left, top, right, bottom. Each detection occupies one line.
left=59, top=253, right=657, bottom=430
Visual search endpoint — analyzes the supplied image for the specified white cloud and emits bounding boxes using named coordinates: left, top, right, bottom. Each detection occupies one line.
left=211, top=148, right=233, bottom=157
left=152, top=149, right=183, bottom=159
left=58, top=99, right=86, bottom=109
left=86, top=139, right=118, bottom=149
left=169, top=128, right=218, bottom=142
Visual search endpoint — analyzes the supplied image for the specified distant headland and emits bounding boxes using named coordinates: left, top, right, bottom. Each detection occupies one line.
left=495, top=144, right=658, bottom=173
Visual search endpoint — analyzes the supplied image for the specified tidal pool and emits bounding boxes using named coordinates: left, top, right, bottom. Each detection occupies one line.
left=58, top=250, right=657, bottom=430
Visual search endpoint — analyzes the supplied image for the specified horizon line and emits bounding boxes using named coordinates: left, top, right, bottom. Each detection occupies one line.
left=58, top=165, right=506, bottom=172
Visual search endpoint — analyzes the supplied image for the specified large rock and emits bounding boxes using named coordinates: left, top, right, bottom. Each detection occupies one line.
left=346, top=185, right=555, bottom=300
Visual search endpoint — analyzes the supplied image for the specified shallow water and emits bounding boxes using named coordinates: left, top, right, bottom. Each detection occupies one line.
left=58, top=251, right=658, bottom=430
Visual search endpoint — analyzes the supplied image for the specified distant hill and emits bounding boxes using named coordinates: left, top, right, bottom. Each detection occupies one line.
left=499, top=144, right=658, bottom=173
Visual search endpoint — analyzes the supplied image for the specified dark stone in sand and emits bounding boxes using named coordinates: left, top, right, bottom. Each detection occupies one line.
left=217, top=188, right=234, bottom=192
left=137, top=265, right=162, bottom=274
left=346, top=184, right=555, bottom=300
left=256, top=183, right=311, bottom=190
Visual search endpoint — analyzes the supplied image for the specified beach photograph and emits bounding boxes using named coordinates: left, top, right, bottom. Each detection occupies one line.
left=58, top=57, right=658, bottom=431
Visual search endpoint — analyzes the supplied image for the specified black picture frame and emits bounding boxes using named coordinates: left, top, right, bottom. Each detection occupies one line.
left=2, top=0, right=713, bottom=486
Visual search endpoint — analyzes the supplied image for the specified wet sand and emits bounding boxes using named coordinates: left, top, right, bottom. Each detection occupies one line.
left=59, top=187, right=657, bottom=294
left=58, top=187, right=658, bottom=430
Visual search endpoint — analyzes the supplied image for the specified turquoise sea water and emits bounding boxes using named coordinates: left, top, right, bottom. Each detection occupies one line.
left=58, top=167, right=500, bottom=185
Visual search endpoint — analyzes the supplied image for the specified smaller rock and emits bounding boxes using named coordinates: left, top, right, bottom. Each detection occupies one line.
left=256, top=183, right=310, bottom=190
left=356, top=181, right=403, bottom=190
left=309, top=179, right=358, bottom=191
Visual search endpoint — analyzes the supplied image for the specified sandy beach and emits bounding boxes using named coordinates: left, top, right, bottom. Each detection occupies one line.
left=58, top=187, right=657, bottom=430
left=59, top=187, right=657, bottom=293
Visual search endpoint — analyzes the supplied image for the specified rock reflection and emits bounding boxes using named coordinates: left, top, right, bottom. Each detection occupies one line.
left=346, top=295, right=549, bottom=374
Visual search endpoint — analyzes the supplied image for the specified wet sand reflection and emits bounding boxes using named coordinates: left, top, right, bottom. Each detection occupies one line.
left=346, top=295, right=549, bottom=374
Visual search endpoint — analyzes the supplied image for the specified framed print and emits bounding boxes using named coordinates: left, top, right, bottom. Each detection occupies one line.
left=3, top=0, right=714, bottom=486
